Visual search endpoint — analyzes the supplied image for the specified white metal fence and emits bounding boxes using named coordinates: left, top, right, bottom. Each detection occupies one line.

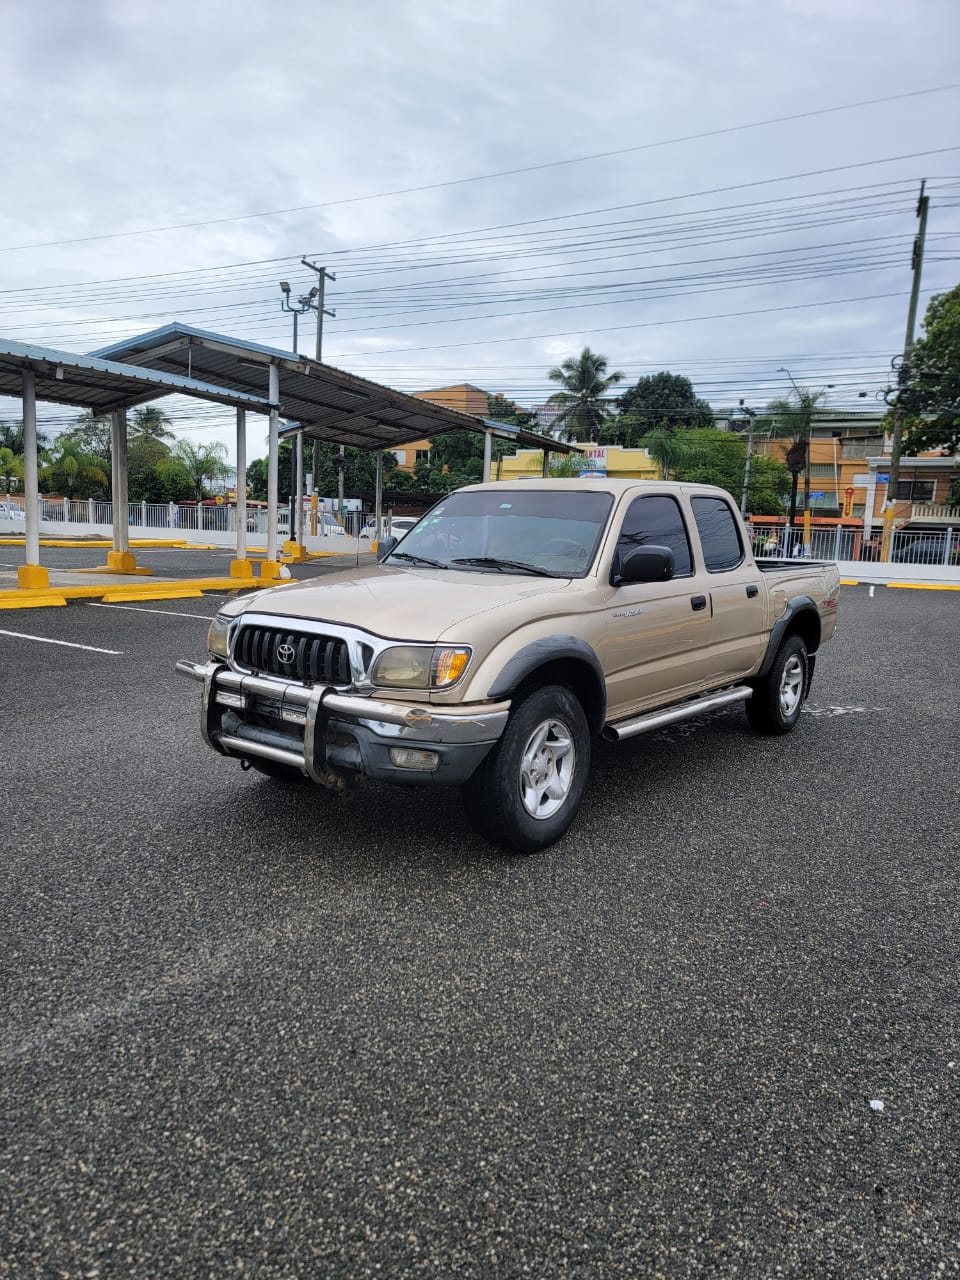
left=749, top=523, right=960, bottom=566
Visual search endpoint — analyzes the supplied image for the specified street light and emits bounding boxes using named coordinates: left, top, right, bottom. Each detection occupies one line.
left=279, top=281, right=319, bottom=355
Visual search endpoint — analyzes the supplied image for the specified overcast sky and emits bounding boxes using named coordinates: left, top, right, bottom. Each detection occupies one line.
left=1, top=0, right=959, bottom=460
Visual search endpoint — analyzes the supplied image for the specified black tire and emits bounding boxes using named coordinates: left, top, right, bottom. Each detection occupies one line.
left=745, top=634, right=808, bottom=735
left=247, top=758, right=310, bottom=783
left=461, top=684, right=590, bottom=854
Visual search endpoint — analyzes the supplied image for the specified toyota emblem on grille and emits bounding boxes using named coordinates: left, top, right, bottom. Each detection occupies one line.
left=276, top=643, right=296, bottom=665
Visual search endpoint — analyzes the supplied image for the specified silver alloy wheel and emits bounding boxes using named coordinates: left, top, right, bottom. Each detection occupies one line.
left=518, top=717, right=576, bottom=820
left=779, top=653, right=804, bottom=718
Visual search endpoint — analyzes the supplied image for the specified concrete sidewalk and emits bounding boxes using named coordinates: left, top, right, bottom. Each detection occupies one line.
left=835, top=559, right=960, bottom=589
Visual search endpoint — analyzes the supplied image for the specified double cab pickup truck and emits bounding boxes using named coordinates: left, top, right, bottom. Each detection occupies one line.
left=178, top=480, right=840, bottom=853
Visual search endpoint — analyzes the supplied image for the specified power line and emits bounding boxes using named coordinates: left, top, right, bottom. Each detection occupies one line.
left=1, top=87, right=958, bottom=253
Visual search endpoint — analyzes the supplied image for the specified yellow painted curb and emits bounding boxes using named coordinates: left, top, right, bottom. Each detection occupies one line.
left=0, top=592, right=68, bottom=609
left=102, top=588, right=203, bottom=603
left=0, top=538, right=192, bottom=548
left=840, top=578, right=960, bottom=591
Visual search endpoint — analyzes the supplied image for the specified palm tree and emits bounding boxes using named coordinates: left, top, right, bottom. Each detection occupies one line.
left=130, top=405, right=174, bottom=441
left=765, top=388, right=828, bottom=534
left=40, top=440, right=109, bottom=499
left=546, top=347, right=624, bottom=443
left=174, top=439, right=229, bottom=503
left=0, top=446, right=23, bottom=492
left=642, top=426, right=689, bottom=481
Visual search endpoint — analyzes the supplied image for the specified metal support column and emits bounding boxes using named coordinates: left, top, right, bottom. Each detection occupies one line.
left=542, top=449, right=551, bottom=477
left=230, top=407, right=250, bottom=577
left=482, top=429, right=492, bottom=483
left=295, top=430, right=305, bottom=544
left=374, top=449, right=383, bottom=547
left=106, top=408, right=136, bottom=572
left=265, top=363, right=280, bottom=574
left=17, top=368, right=48, bottom=589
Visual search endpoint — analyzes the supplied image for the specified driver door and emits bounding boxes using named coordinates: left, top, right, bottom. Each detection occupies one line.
left=600, top=493, right=713, bottom=716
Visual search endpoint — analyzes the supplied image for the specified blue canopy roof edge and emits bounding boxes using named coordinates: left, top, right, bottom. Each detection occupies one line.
left=92, top=322, right=299, bottom=367
left=0, top=336, right=275, bottom=413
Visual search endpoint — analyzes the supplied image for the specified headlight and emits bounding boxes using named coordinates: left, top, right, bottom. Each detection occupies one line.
left=371, top=645, right=471, bottom=689
left=207, top=612, right=231, bottom=659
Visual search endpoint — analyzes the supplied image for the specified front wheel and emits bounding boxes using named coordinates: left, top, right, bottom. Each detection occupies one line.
left=461, top=685, right=590, bottom=854
left=745, top=634, right=808, bottom=735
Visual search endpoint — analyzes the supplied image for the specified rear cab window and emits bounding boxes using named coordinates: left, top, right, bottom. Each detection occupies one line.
left=690, top=496, right=744, bottom=572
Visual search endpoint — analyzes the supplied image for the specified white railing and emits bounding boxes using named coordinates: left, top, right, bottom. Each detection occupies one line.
left=911, top=503, right=960, bottom=523
left=748, top=523, right=959, bottom=566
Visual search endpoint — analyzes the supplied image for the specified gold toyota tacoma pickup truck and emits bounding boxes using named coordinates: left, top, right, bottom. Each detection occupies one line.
left=178, top=480, right=840, bottom=853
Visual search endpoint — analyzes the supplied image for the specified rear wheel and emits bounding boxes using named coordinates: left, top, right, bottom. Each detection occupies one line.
left=745, top=634, right=808, bottom=735
left=461, top=684, right=590, bottom=854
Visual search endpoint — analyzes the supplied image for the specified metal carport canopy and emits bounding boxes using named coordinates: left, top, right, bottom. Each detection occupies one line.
left=0, top=336, right=276, bottom=591
left=93, top=322, right=573, bottom=560
left=0, top=337, right=275, bottom=415
left=93, top=322, right=573, bottom=454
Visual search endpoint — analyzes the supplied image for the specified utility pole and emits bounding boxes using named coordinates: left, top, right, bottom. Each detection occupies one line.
left=279, top=280, right=319, bottom=542
left=885, top=180, right=930, bottom=507
left=300, top=259, right=338, bottom=514
left=738, top=400, right=757, bottom=515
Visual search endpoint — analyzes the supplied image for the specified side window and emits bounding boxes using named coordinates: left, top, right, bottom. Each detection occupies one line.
left=616, top=495, right=692, bottom=577
left=691, top=496, right=744, bottom=572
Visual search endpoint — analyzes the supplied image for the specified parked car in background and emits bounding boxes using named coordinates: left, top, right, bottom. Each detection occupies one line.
left=318, top=513, right=345, bottom=536
left=892, top=533, right=959, bottom=564
left=0, top=501, right=26, bottom=523
left=359, top=516, right=419, bottom=539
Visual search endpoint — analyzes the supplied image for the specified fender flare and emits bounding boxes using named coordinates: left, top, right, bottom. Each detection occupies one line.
left=487, top=635, right=607, bottom=730
left=757, top=595, right=821, bottom=677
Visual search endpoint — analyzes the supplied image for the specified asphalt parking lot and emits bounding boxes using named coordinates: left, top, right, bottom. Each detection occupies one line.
left=2, top=583, right=958, bottom=1277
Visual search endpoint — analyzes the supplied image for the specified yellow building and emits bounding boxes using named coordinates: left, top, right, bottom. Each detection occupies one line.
left=497, top=443, right=657, bottom=482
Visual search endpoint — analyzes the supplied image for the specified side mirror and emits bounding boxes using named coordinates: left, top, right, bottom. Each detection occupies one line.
left=613, top=544, right=675, bottom=585
left=376, top=536, right=398, bottom=563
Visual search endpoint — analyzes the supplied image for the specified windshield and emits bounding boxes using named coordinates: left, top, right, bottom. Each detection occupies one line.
left=385, top=488, right=613, bottom=577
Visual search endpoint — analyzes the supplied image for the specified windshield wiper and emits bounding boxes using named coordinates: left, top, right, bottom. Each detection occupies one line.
left=387, top=551, right=449, bottom=569
left=451, top=556, right=560, bottom=578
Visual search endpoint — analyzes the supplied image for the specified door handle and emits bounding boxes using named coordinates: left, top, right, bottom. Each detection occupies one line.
left=691, top=595, right=707, bottom=611
left=746, top=583, right=759, bottom=598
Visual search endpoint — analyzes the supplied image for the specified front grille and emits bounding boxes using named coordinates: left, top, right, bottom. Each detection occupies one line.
left=234, top=625, right=351, bottom=685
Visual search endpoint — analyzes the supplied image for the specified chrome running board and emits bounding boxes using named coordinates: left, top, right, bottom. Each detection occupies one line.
left=602, top=684, right=752, bottom=742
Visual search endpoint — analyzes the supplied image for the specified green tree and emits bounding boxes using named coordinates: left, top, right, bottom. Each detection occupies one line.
left=604, top=372, right=714, bottom=446
left=130, top=404, right=175, bottom=442
left=546, top=347, right=624, bottom=442
left=175, top=439, right=229, bottom=503
left=901, top=282, right=960, bottom=455
left=0, top=418, right=50, bottom=459
left=641, top=426, right=692, bottom=481
left=0, top=446, right=23, bottom=490
left=764, top=387, right=828, bottom=528
left=60, top=411, right=111, bottom=461
left=40, top=439, right=110, bottom=499
left=247, top=443, right=401, bottom=503
left=126, top=436, right=193, bottom=503
left=669, top=429, right=789, bottom=515
left=486, top=393, right=535, bottom=428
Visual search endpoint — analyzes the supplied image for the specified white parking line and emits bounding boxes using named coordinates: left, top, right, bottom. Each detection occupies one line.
left=89, top=603, right=216, bottom=620
left=0, top=628, right=122, bottom=655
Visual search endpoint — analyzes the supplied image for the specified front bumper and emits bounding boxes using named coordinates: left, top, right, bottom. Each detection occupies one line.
left=176, top=660, right=509, bottom=787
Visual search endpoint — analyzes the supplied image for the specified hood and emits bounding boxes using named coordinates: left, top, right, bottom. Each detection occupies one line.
left=231, top=562, right=573, bottom=641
